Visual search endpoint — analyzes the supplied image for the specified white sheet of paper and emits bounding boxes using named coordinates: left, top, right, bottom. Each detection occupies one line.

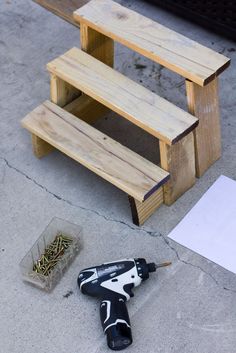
left=168, top=175, right=236, bottom=274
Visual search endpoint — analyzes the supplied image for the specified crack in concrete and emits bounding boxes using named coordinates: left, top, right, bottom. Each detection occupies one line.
left=1, top=156, right=139, bottom=232
left=156, top=64, right=164, bottom=82
left=1, top=156, right=236, bottom=294
left=0, top=160, right=6, bottom=184
left=159, top=234, right=236, bottom=293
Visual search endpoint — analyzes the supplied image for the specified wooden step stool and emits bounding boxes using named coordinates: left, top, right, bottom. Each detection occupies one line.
left=21, top=0, right=230, bottom=225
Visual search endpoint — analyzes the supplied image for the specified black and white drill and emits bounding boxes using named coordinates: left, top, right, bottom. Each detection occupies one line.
left=77, top=258, right=171, bottom=350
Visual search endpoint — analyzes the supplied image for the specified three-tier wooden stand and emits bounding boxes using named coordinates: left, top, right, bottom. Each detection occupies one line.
left=21, top=0, right=230, bottom=225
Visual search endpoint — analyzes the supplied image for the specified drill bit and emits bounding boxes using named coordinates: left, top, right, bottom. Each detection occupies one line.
left=147, top=261, right=171, bottom=272
left=155, top=261, right=172, bottom=269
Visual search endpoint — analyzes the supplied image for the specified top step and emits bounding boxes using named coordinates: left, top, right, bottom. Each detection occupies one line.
left=74, top=0, right=230, bottom=86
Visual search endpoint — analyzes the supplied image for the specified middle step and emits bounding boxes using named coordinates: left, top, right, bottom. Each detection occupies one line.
left=47, top=48, right=198, bottom=145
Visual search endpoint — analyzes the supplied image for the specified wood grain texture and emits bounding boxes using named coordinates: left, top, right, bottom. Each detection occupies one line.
left=79, top=22, right=113, bottom=124
left=64, top=94, right=109, bottom=124
left=159, top=132, right=195, bottom=205
left=33, top=73, right=77, bottom=157
left=31, top=134, right=54, bottom=158
left=21, top=101, right=170, bottom=202
left=129, top=188, right=163, bottom=226
left=74, top=0, right=230, bottom=86
left=186, top=78, right=221, bottom=177
left=50, top=74, right=80, bottom=107
left=33, top=0, right=89, bottom=27
left=47, top=48, right=198, bottom=144
left=80, top=23, right=114, bottom=67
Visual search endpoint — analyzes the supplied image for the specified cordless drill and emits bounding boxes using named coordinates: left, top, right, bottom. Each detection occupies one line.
left=77, top=258, right=171, bottom=350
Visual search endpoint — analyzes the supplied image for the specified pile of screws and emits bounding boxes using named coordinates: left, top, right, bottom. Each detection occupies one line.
left=33, top=233, right=73, bottom=276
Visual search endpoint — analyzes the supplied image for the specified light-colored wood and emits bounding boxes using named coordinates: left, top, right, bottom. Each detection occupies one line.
left=186, top=78, right=221, bottom=177
left=80, top=23, right=114, bottom=67
left=159, top=132, right=195, bottom=205
left=47, top=48, right=198, bottom=145
left=78, top=21, right=114, bottom=125
left=64, top=94, right=109, bottom=124
left=31, top=134, right=54, bottom=158
left=50, top=74, right=80, bottom=107
left=74, top=0, right=230, bottom=86
left=129, top=188, right=164, bottom=226
left=34, top=73, right=80, bottom=156
left=21, top=101, right=170, bottom=202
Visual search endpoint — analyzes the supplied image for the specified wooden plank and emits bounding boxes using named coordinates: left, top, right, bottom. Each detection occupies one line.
left=40, top=73, right=80, bottom=157
left=129, top=188, right=163, bottom=226
left=186, top=78, right=221, bottom=177
left=80, top=23, right=114, bottom=67
left=31, top=134, right=54, bottom=158
left=21, top=101, right=170, bottom=202
left=64, top=94, right=109, bottom=124
left=159, top=132, right=195, bottom=205
left=33, top=0, right=89, bottom=27
left=79, top=22, right=114, bottom=125
left=74, top=0, right=230, bottom=86
left=50, top=74, right=80, bottom=107
left=47, top=48, right=198, bottom=145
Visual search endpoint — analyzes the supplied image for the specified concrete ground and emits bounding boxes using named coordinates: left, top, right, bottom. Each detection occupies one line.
left=1, top=0, right=236, bottom=352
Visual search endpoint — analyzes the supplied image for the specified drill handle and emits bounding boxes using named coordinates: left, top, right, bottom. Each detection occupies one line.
left=100, top=296, right=132, bottom=350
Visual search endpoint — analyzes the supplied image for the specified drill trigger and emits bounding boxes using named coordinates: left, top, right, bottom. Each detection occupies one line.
left=123, top=283, right=134, bottom=298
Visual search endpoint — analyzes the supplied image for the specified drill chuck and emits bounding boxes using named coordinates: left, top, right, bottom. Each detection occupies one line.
left=147, top=262, right=156, bottom=273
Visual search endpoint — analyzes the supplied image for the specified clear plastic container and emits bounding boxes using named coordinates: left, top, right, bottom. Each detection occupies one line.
left=19, top=217, right=82, bottom=291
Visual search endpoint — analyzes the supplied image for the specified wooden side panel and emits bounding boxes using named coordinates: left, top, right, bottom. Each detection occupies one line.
left=50, top=74, right=80, bottom=107
left=74, top=0, right=230, bottom=86
left=186, top=78, right=221, bottom=177
left=159, top=132, right=195, bottom=205
left=80, top=23, right=114, bottom=67
left=31, top=134, right=54, bottom=158
left=129, top=188, right=164, bottom=226
left=79, top=22, right=114, bottom=124
left=64, top=94, right=109, bottom=124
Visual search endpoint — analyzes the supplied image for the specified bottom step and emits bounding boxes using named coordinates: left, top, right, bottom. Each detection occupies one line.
left=21, top=100, right=169, bottom=203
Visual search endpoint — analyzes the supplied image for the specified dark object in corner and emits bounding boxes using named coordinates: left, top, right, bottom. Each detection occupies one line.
left=63, top=290, right=74, bottom=298
left=33, top=0, right=89, bottom=27
left=146, top=0, right=236, bottom=41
